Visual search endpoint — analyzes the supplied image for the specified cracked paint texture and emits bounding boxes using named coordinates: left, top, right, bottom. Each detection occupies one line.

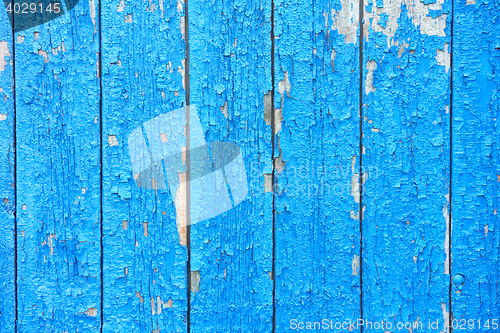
left=188, top=0, right=273, bottom=330
left=274, top=0, right=361, bottom=330
left=101, top=0, right=187, bottom=331
left=452, top=0, right=500, bottom=322
left=14, top=1, right=101, bottom=332
left=0, top=9, right=15, bottom=333
left=362, top=0, right=452, bottom=329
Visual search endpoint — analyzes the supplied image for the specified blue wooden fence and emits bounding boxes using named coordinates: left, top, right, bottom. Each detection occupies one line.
left=0, top=0, right=498, bottom=331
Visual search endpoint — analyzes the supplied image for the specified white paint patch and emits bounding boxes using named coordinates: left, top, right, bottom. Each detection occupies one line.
left=331, top=49, right=336, bottom=71
left=466, top=0, right=476, bottom=4
left=440, top=303, right=450, bottom=333
left=124, top=14, right=133, bottom=23
left=175, top=172, right=187, bottom=246
left=365, top=60, right=377, bottom=95
left=485, top=224, right=489, bottom=237
left=108, top=135, right=119, bottom=146
left=333, top=0, right=446, bottom=46
left=191, top=270, right=201, bottom=293
left=220, top=101, right=228, bottom=118
left=264, top=90, right=272, bottom=125
left=177, top=0, right=183, bottom=12
left=436, top=43, right=450, bottom=73
left=178, top=58, right=186, bottom=89
left=89, top=0, right=96, bottom=32
left=0, top=114, right=6, bottom=121
left=278, top=71, right=291, bottom=97
left=351, top=156, right=360, bottom=203
left=17, top=35, right=24, bottom=44
left=117, top=0, right=125, bottom=11
left=180, top=16, right=185, bottom=39
left=159, top=0, right=164, bottom=17
left=352, top=254, right=360, bottom=275
left=84, top=308, right=97, bottom=317
left=264, top=174, right=272, bottom=193
left=331, top=0, right=359, bottom=44
left=443, top=194, right=450, bottom=275
left=398, top=42, right=409, bottom=57
left=0, top=42, right=10, bottom=73
left=275, top=72, right=291, bottom=133
left=37, top=49, right=49, bottom=63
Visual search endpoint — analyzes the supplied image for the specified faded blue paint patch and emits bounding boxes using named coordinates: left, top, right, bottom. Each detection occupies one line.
left=101, top=0, right=188, bottom=331
left=15, top=0, right=101, bottom=331
left=0, top=8, right=15, bottom=333
left=188, top=0, right=273, bottom=330
left=274, top=0, right=361, bottom=330
left=452, top=0, right=500, bottom=323
left=362, top=0, right=451, bottom=330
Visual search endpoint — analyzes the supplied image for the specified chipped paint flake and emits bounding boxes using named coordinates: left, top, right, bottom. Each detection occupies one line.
left=89, top=0, right=96, bottom=32
left=365, top=60, right=377, bottom=95
left=331, top=0, right=360, bottom=44
left=443, top=194, right=450, bottom=275
left=352, top=254, right=360, bottom=275
left=38, top=49, right=49, bottom=63
left=108, top=135, right=118, bottom=146
left=436, top=43, right=450, bottom=73
left=191, top=271, right=201, bottom=293
left=0, top=41, right=11, bottom=73
left=220, top=101, right=228, bottom=118
left=175, top=172, right=187, bottom=246
left=264, top=174, right=272, bottom=193
left=117, top=0, right=125, bottom=11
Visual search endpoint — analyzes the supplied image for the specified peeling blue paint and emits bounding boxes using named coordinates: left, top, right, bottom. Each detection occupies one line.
left=188, top=0, right=273, bottom=330
left=452, top=0, right=500, bottom=323
left=0, top=8, right=15, bottom=333
left=274, top=0, right=361, bottom=330
left=14, top=0, right=101, bottom=331
left=101, top=0, right=188, bottom=331
left=0, top=0, right=498, bottom=331
left=362, top=0, right=452, bottom=329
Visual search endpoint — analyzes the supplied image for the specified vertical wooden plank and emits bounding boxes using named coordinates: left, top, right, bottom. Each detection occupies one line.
left=362, top=0, right=451, bottom=330
left=452, top=0, right=500, bottom=324
left=274, top=0, right=361, bottom=329
left=0, top=6, right=15, bottom=332
left=188, top=0, right=273, bottom=330
left=15, top=2, right=101, bottom=332
left=101, top=0, right=187, bottom=331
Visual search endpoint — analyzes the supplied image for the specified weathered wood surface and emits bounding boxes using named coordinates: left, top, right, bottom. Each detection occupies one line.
left=101, top=0, right=188, bottom=331
left=188, top=0, right=273, bottom=331
left=362, top=0, right=452, bottom=330
left=0, top=5, right=14, bottom=332
left=14, top=1, right=101, bottom=332
left=273, top=0, right=361, bottom=330
left=452, top=0, right=500, bottom=325
left=0, top=0, right=499, bottom=331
